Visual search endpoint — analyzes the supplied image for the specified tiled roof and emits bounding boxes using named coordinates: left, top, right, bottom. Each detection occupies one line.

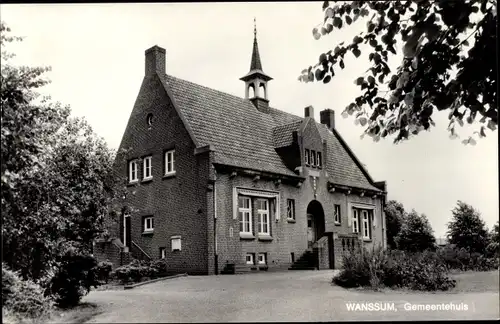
left=165, top=75, right=301, bottom=177
left=163, top=74, right=382, bottom=190
left=272, top=120, right=302, bottom=148
left=318, top=126, right=381, bottom=192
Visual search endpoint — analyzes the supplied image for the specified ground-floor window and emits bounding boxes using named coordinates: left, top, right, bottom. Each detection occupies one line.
left=352, top=207, right=372, bottom=239
left=246, top=253, right=254, bottom=265
left=258, top=253, right=267, bottom=265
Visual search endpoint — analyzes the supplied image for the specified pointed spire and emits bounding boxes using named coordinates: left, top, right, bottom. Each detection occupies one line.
left=250, top=17, right=263, bottom=71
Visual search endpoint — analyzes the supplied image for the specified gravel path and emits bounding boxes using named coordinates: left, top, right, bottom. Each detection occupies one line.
left=84, top=270, right=499, bottom=322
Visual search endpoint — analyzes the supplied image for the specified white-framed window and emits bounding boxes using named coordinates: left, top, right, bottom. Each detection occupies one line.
left=352, top=209, right=359, bottom=233
left=159, top=247, right=166, bottom=259
left=362, top=210, right=371, bottom=240
left=311, top=150, right=317, bottom=166
left=305, top=149, right=310, bottom=165
left=317, top=152, right=322, bottom=168
left=287, top=199, right=295, bottom=220
left=165, top=150, right=175, bottom=175
left=143, top=156, right=152, bottom=180
left=246, top=253, right=254, bottom=265
left=129, top=160, right=138, bottom=183
left=258, top=253, right=267, bottom=265
left=171, top=236, right=181, bottom=251
left=143, top=216, right=154, bottom=232
left=334, top=204, right=341, bottom=224
left=239, top=196, right=252, bottom=234
left=257, top=199, right=270, bottom=235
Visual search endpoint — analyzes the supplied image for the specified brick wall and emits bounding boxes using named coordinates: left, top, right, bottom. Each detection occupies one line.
left=113, top=72, right=210, bottom=275
left=93, top=241, right=123, bottom=269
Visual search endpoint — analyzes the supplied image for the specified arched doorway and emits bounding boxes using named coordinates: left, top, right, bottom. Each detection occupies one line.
left=306, top=200, right=325, bottom=249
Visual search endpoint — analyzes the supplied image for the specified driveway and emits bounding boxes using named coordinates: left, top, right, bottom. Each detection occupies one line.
left=84, top=270, right=499, bottom=322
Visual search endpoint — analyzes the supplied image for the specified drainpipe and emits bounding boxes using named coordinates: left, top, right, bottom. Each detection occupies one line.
left=213, top=167, right=218, bottom=275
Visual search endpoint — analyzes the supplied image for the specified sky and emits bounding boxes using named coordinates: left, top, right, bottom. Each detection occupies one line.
left=2, top=2, right=498, bottom=238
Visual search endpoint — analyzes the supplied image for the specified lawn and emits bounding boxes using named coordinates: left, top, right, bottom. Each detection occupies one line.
left=449, top=270, right=500, bottom=293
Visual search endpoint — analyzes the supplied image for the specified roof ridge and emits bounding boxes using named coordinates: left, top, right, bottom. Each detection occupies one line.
left=165, top=74, right=303, bottom=121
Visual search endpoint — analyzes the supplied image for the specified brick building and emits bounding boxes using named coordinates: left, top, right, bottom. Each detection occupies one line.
left=95, top=26, right=388, bottom=275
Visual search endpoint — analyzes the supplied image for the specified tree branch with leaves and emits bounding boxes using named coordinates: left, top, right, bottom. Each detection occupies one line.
left=299, top=0, right=497, bottom=144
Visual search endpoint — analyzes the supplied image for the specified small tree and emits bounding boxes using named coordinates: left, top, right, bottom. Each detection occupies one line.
left=447, top=200, right=490, bottom=254
left=384, top=200, right=406, bottom=249
left=1, top=21, right=127, bottom=300
left=396, top=210, right=436, bottom=252
left=487, top=221, right=499, bottom=258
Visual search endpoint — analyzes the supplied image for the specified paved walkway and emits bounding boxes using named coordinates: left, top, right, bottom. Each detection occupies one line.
left=84, top=270, right=499, bottom=322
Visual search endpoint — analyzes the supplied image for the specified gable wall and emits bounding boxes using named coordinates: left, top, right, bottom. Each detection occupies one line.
left=113, top=74, right=210, bottom=274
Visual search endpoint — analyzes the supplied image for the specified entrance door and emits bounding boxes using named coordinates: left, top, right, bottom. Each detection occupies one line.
left=307, top=214, right=315, bottom=249
left=123, top=214, right=131, bottom=252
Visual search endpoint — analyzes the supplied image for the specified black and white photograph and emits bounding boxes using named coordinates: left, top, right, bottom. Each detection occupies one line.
left=1, top=1, right=498, bottom=323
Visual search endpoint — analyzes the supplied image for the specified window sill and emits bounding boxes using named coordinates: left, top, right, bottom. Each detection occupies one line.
left=163, top=172, right=176, bottom=179
left=127, top=180, right=139, bottom=187
left=142, top=230, right=154, bottom=235
left=258, top=234, right=273, bottom=241
left=142, top=177, right=153, bottom=183
left=239, top=232, right=255, bottom=240
left=334, top=222, right=341, bottom=226
left=363, top=239, right=372, bottom=243
left=287, top=218, right=296, bottom=223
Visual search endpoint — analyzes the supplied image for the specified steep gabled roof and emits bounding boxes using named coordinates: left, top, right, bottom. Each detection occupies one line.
left=318, top=125, right=381, bottom=192
left=162, top=74, right=382, bottom=191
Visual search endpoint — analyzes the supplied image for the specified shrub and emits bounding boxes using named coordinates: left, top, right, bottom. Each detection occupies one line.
left=48, top=251, right=100, bottom=308
left=2, top=264, right=53, bottom=319
left=333, top=248, right=456, bottom=291
left=437, top=246, right=499, bottom=271
left=95, top=261, right=113, bottom=284
left=111, top=259, right=169, bottom=284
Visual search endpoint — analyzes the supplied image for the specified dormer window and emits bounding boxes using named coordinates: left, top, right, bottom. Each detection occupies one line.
left=317, top=152, right=322, bottom=168
left=305, top=149, right=310, bottom=165
left=311, top=150, right=317, bottom=167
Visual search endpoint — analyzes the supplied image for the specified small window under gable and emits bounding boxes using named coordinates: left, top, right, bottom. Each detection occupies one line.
left=129, top=160, right=138, bottom=183
left=311, top=150, right=317, bottom=166
left=143, top=156, right=153, bottom=180
left=171, top=236, right=181, bottom=251
left=317, top=152, right=322, bottom=168
left=165, top=149, right=175, bottom=176
left=305, top=149, right=310, bottom=165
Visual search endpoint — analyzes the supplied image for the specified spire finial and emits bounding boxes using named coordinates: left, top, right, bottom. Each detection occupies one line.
left=253, top=17, right=257, bottom=38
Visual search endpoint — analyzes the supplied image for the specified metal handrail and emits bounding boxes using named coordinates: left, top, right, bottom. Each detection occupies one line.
left=132, top=241, right=152, bottom=260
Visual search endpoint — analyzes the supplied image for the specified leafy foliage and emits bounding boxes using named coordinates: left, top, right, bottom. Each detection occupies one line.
left=487, top=221, right=500, bottom=258
left=48, top=250, right=99, bottom=308
left=300, top=0, right=497, bottom=144
left=437, top=245, right=499, bottom=271
left=95, top=261, right=114, bottom=284
left=1, top=22, right=127, bottom=284
left=111, top=259, right=169, bottom=284
left=384, top=200, right=406, bottom=249
left=2, top=263, right=53, bottom=319
left=396, top=209, right=436, bottom=252
left=333, top=247, right=456, bottom=291
left=446, top=200, right=491, bottom=254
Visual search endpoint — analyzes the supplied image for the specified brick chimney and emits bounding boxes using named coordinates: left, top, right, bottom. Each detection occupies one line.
left=320, top=109, right=335, bottom=130
left=145, top=45, right=166, bottom=76
left=304, top=106, right=314, bottom=119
